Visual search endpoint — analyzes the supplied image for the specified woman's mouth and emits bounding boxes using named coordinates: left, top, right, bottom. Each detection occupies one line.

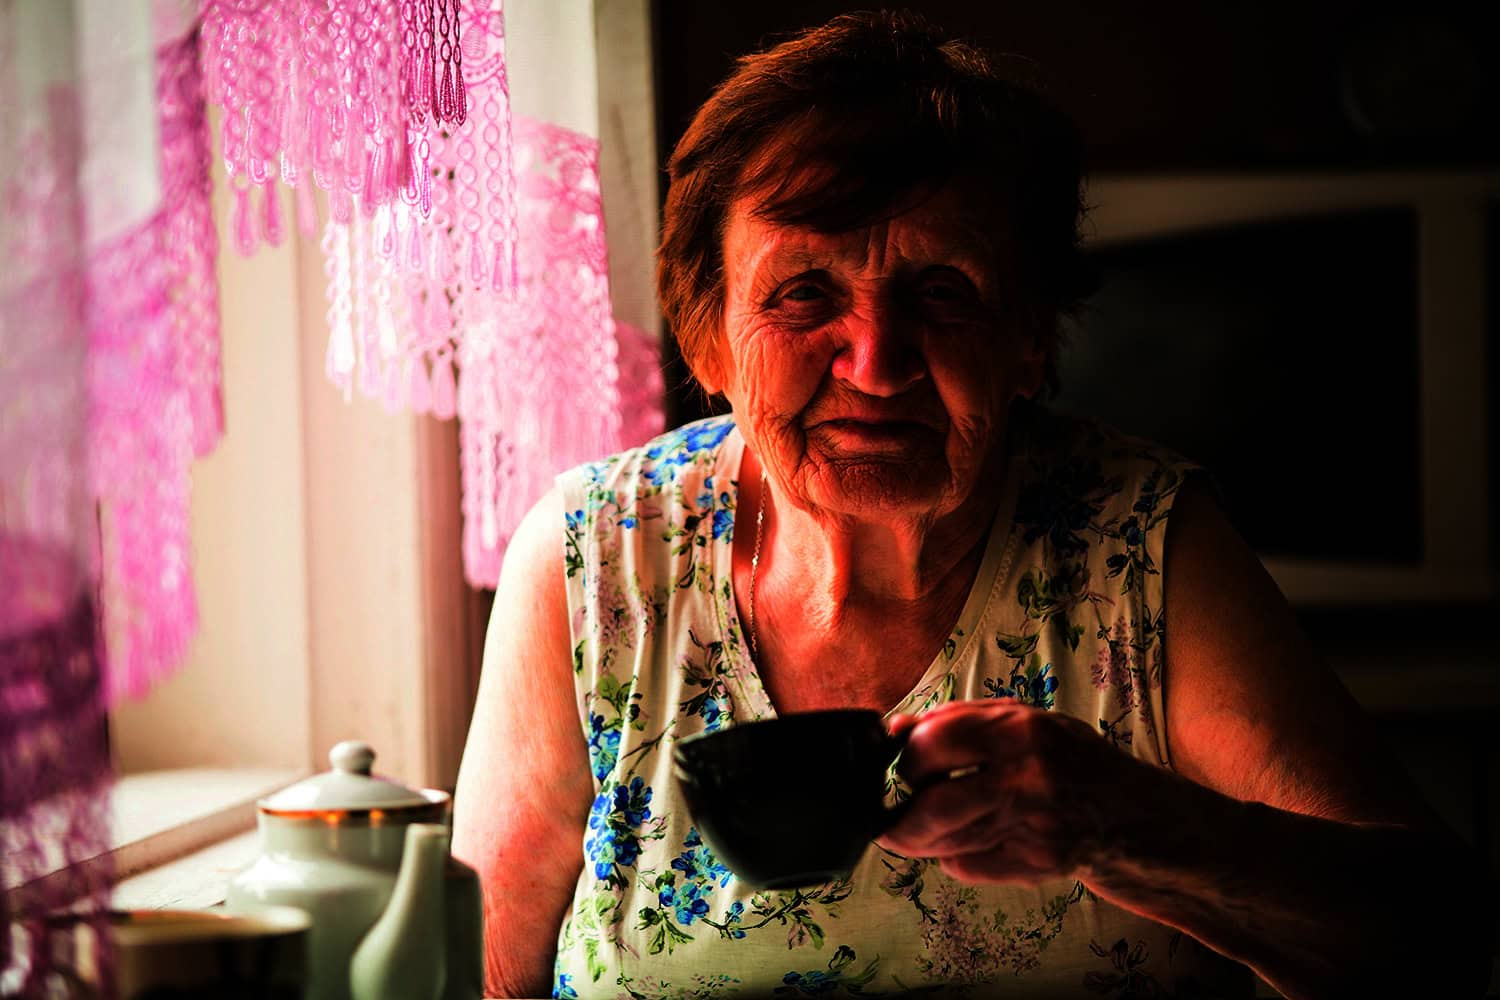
left=809, top=418, right=944, bottom=453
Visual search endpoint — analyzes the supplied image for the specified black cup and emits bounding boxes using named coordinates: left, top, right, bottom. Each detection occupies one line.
left=671, top=709, right=906, bottom=890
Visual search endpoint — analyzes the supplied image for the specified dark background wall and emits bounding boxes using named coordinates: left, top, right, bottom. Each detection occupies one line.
left=654, top=1, right=1497, bottom=175
left=645, top=3, right=1500, bottom=977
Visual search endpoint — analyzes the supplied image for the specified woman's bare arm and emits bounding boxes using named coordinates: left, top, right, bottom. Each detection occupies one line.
left=452, top=487, right=591, bottom=998
left=1126, top=476, right=1491, bottom=996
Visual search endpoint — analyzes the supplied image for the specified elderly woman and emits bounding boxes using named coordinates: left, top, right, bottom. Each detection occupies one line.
left=453, top=12, right=1486, bottom=999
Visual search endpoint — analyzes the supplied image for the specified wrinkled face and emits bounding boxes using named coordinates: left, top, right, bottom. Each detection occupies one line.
left=705, top=184, right=1045, bottom=522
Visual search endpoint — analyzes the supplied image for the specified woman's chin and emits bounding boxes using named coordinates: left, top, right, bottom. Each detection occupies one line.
left=803, top=457, right=954, bottom=518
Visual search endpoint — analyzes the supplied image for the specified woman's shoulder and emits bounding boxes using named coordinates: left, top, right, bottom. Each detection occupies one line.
left=554, top=416, right=742, bottom=563
left=558, top=415, right=739, bottom=496
left=1010, top=406, right=1202, bottom=564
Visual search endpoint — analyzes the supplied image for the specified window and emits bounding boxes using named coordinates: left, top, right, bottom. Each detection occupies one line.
left=102, top=161, right=485, bottom=887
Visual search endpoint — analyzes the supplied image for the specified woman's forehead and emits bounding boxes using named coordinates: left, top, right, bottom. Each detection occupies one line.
left=724, top=186, right=1005, bottom=281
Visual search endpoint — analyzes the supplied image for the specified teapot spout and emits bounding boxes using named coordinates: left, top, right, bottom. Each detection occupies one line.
left=349, top=822, right=450, bottom=1000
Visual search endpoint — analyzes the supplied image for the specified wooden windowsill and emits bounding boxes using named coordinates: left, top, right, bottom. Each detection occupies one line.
left=111, top=829, right=262, bottom=911
left=108, top=770, right=300, bottom=910
left=3, top=768, right=303, bottom=913
left=107, top=767, right=303, bottom=885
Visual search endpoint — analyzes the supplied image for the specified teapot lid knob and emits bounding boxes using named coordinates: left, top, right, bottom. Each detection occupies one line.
left=259, top=740, right=432, bottom=813
left=330, top=740, right=375, bottom=776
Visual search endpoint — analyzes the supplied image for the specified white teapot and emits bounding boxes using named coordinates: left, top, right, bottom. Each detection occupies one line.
left=225, top=741, right=483, bottom=1000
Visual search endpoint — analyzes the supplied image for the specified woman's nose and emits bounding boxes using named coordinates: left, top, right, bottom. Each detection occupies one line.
left=829, top=304, right=926, bottom=397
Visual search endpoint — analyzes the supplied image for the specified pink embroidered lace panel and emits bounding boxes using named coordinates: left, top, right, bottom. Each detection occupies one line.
left=204, top=0, right=663, bottom=587
left=317, top=0, right=664, bottom=586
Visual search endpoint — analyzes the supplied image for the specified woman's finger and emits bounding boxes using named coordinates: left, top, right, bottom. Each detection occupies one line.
left=877, top=772, right=1011, bottom=855
left=897, top=700, right=1034, bottom=786
left=886, top=712, right=920, bottom=742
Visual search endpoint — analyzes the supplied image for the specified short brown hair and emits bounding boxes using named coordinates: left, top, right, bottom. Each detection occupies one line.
left=656, top=10, right=1094, bottom=397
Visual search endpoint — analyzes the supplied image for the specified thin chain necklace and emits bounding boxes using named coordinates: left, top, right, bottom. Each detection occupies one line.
left=745, top=467, right=768, bottom=658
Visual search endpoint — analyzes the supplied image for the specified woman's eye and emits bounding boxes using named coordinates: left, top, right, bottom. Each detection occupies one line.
left=770, top=277, right=837, bottom=318
left=916, top=270, right=981, bottom=313
left=919, top=273, right=976, bottom=303
left=783, top=284, right=826, bottom=302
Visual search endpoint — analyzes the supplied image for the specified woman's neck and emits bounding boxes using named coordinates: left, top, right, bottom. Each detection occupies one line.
left=736, top=458, right=1003, bottom=715
left=768, top=493, right=992, bottom=610
left=737, top=444, right=1008, bottom=647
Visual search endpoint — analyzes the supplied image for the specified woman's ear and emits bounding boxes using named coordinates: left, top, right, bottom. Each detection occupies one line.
left=691, top=332, right=730, bottom=397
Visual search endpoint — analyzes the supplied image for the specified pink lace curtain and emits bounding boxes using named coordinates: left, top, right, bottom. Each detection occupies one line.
left=213, top=0, right=664, bottom=585
left=3, top=0, right=218, bottom=992
left=4, top=2, right=661, bottom=988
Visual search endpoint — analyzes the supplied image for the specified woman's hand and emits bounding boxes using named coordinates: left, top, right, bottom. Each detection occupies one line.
left=876, top=699, right=1158, bottom=885
left=877, top=696, right=1491, bottom=1000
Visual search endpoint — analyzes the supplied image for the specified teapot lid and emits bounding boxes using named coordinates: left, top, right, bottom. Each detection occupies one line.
left=260, top=741, right=431, bottom=813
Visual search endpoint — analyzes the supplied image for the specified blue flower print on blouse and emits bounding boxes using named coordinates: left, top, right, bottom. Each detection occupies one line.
left=725, top=900, right=747, bottom=940
left=654, top=829, right=735, bottom=929
left=586, top=712, right=622, bottom=783
left=680, top=419, right=735, bottom=454
left=553, top=973, right=578, bottom=1000
left=777, top=947, right=880, bottom=996
left=643, top=418, right=736, bottom=487
left=985, top=659, right=1059, bottom=710
left=659, top=879, right=711, bottom=926
left=781, top=970, right=837, bottom=996
left=697, top=695, right=728, bottom=732
left=695, top=475, right=737, bottom=541
left=584, top=777, right=654, bottom=886
left=1014, top=455, right=1120, bottom=558
left=672, top=828, right=734, bottom=888
left=617, top=776, right=653, bottom=826
left=1134, top=465, right=1177, bottom=517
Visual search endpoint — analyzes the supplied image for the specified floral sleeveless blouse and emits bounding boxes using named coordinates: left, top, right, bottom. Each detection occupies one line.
left=552, top=410, right=1253, bottom=999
